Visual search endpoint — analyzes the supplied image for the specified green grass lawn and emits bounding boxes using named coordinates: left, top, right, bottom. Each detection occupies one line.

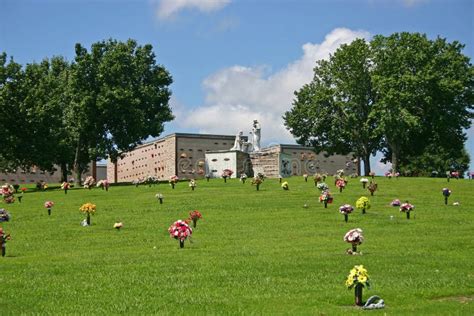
left=1, top=176, right=473, bottom=315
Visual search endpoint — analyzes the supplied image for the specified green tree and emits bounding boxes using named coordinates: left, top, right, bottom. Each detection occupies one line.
left=68, top=39, right=173, bottom=184
left=284, top=39, right=380, bottom=175
left=0, top=54, right=73, bottom=179
left=371, top=33, right=473, bottom=173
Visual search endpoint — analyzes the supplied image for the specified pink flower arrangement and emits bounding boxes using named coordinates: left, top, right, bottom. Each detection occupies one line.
left=344, top=228, right=364, bottom=245
left=44, top=201, right=54, bottom=208
left=336, top=179, right=346, bottom=188
left=344, top=228, right=364, bottom=253
left=390, top=199, right=401, bottom=207
left=189, top=210, right=202, bottom=221
left=399, top=203, right=414, bottom=212
left=222, top=169, right=233, bottom=177
left=168, top=220, right=193, bottom=248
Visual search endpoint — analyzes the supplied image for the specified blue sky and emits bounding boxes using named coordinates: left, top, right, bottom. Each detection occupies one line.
left=1, top=0, right=473, bottom=173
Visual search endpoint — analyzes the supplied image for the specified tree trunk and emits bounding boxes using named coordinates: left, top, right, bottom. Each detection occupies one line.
left=73, top=139, right=83, bottom=187
left=60, top=163, right=68, bottom=182
left=363, top=153, right=371, bottom=176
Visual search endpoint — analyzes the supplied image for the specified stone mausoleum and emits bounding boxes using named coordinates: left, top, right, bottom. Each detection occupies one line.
left=108, top=121, right=357, bottom=183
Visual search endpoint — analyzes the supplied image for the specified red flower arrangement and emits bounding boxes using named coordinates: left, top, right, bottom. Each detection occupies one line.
left=168, top=220, right=193, bottom=248
left=319, top=191, right=333, bottom=208
left=189, top=210, right=202, bottom=228
left=399, top=202, right=414, bottom=219
left=336, top=178, right=346, bottom=192
left=44, top=201, right=54, bottom=216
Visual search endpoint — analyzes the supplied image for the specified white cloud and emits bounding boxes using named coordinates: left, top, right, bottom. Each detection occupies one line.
left=176, top=27, right=370, bottom=145
left=155, top=0, right=231, bottom=19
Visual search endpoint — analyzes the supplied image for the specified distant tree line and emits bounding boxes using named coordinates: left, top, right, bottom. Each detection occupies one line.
left=0, top=39, right=173, bottom=184
left=284, top=32, right=473, bottom=176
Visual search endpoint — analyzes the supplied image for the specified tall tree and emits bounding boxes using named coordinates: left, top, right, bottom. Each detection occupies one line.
left=68, top=39, right=173, bottom=184
left=0, top=54, right=73, bottom=178
left=284, top=39, right=380, bottom=175
left=371, top=33, right=473, bottom=173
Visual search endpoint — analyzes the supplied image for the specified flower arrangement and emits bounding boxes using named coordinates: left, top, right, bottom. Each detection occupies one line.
left=442, top=188, right=451, bottom=205
left=0, top=208, right=11, bottom=222
left=384, top=171, right=392, bottom=178
left=20, top=187, right=27, bottom=193
left=79, top=202, right=96, bottom=225
left=96, top=180, right=109, bottom=191
left=189, top=210, right=202, bottom=228
left=356, top=197, right=370, bottom=214
left=240, top=173, right=248, bottom=184
left=83, top=176, right=95, bottom=189
left=390, top=199, right=401, bottom=207
left=169, top=175, right=179, bottom=189
left=339, top=204, right=354, bottom=222
left=367, top=181, right=377, bottom=196
left=344, top=228, right=364, bottom=253
left=319, top=191, right=333, bottom=208
left=188, top=179, right=197, bottom=191
left=222, top=169, right=233, bottom=183
left=313, top=173, right=323, bottom=185
left=451, top=171, right=459, bottom=179
left=61, top=182, right=70, bottom=194
left=0, top=227, right=11, bottom=257
left=281, top=181, right=289, bottom=190
left=336, top=178, right=346, bottom=192
left=252, top=176, right=263, bottom=191
left=168, top=220, right=193, bottom=248
left=44, top=201, right=54, bottom=216
left=155, top=193, right=164, bottom=204
left=1, top=184, right=14, bottom=204
left=144, top=175, right=158, bottom=187
left=113, top=222, right=123, bottom=230
left=316, top=182, right=329, bottom=191
left=345, top=265, right=370, bottom=306
left=400, top=202, right=414, bottom=219
left=303, top=174, right=308, bottom=182
left=359, top=178, right=369, bottom=188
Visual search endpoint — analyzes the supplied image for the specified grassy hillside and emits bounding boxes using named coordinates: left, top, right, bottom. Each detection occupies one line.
left=1, top=176, right=473, bottom=315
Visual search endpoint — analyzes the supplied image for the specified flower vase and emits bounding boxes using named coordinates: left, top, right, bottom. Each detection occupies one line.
left=339, top=187, right=343, bottom=193
left=193, top=219, right=197, bottom=228
left=406, top=211, right=410, bottom=219
left=344, top=214, right=348, bottom=222
left=64, top=189, right=68, bottom=195
left=179, top=239, right=184, bottom=248
left=206, top=177, right=210, bottom=182
left=362, top=208, right=366, bottom=214
left=362, top=183, right=366, bottom=189
left=18, top=196, right=22, bottom=203
left=242, top=179, right=246, bottom=184
left=370, top=191, right=374, bottom=196
left=324, top=201, right=328, bottom=208
left=279, top=178, right=282, bottom=183
left=352, top=244, right=357, bottom=252
left=355, top=284, right=363, bottom=306
left=224, top=177, right=227, bottom=183
left=159, top=198, right=163, bottom=204
left=444, top=196, right=448, bottom=205
left=86, top=213, right=91, bottom=225
left=256, top=184, right=260, bottom=191
left=305, top=178, right=307, bottom=182
left=191, top=186, right=195, bottom=191
left=48, top=208, right=51, bottom=216
left=1, top=245, right=5, bottom=257
left=105, top=186, right=109, bottom=192
left=171, top=183, right=175, bottom=189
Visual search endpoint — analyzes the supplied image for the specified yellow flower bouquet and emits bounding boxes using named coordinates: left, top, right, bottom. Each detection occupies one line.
left=79, top=202, right=96, bottom=225
left=345, top=265, right=370, bottom=306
